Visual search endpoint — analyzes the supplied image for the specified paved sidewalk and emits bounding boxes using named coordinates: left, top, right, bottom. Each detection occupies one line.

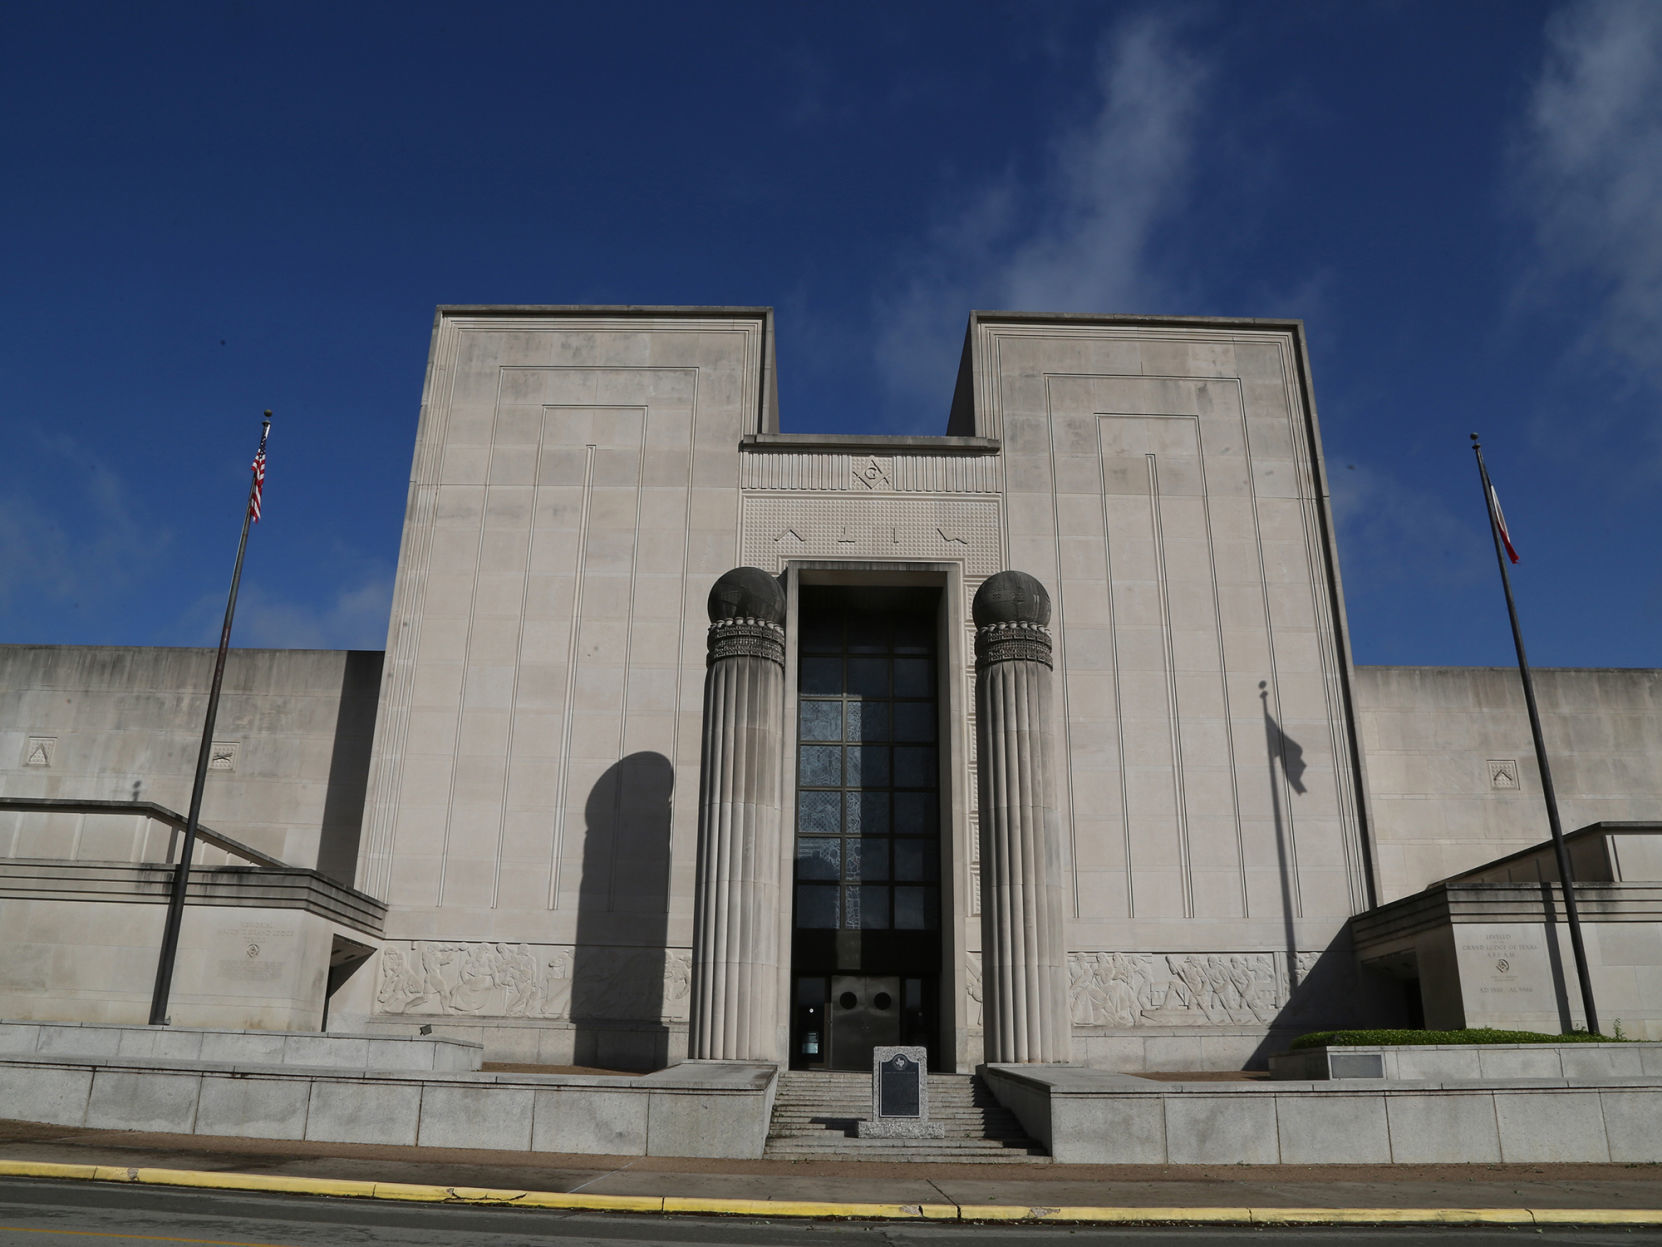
left=2, top=1118, right=1660, bottom=1222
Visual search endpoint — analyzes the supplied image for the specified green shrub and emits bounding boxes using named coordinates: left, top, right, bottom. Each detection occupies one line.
left=1289, top=1027, right=1625, bottom=1050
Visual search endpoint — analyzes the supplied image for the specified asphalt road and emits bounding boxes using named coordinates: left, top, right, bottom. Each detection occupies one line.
left=3, top=1180, right=1661, bottom=1247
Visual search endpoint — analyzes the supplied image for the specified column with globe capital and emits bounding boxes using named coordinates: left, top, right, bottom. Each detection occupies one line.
left=974, top=570, right=1071, bottom=1064
left=687, top=567, right=786, bottom=1061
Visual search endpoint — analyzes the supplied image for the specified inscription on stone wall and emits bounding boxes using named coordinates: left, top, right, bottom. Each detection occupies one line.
left=375, top=941, right=692, bottom=1023
left=1459, top=932, right=1541, bottom=1002
left=740, top=497, right=1002, bottom=575
left=217, top=921, right=295, bottom=985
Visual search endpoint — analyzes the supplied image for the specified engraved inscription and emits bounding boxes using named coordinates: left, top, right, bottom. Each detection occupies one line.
left=741, top=497, right=1002, bottom=574
left=218, top=921, right=295, bottom=985
left=1459, top=932, right=1541, bottom=1000
left=878, top=1051, right=922, bottom=1117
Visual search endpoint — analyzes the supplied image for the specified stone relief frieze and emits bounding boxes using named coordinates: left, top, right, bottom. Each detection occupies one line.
left=376, top=941, right=691, bottom=1024
left=1067, top=951, right=1319, bottom=1028
left=740, top=451, right=998, bottom=494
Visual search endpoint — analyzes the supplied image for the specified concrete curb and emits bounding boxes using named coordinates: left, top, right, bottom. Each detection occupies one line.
left=3, top=1161, right=1660, bottom=1225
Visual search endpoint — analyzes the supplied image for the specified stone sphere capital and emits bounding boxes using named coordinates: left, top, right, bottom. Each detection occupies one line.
left=972, top=570, right=1052, bottom=628
left=707, top=567, right=785, bottom=625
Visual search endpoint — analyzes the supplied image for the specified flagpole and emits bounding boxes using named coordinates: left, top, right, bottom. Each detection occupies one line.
left=148, top=412, right=272, bottom=1026
left=1469, top=433, right=1599, bottom=1036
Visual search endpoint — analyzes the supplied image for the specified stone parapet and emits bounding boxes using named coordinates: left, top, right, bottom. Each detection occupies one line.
left=0, top=1052, right=778, bottom=1158
left=981, top=1062, right=1662, bottom=1164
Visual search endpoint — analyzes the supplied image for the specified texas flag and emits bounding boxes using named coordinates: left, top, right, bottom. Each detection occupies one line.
left=1488, top=483, right=1519, bottom=563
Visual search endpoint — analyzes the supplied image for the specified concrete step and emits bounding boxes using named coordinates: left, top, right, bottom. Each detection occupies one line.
left=765, top=1071, right=1047, bottom=1163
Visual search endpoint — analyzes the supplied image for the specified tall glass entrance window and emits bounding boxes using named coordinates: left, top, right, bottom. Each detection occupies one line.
left=791, top=587, right=942, bottom=1070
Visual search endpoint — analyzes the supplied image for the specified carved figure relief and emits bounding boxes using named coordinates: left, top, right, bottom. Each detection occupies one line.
left=965, top=951, right=983, bottom=1030
left=1066, top=951, right=1314, bottom=1027
left=375, top=941, right=690, bottom=1023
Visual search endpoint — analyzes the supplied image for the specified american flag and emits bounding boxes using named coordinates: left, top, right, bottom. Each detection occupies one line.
left=249, top=446, right=266, bottom=522
left=1487, top=483, right=1518, bottom=563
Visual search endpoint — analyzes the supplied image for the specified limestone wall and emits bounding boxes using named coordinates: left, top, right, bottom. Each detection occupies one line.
left=353, top=309, right=775, bottom=985
left=1354, top=666, right=1662, bottom=901
left=960, top=315, right=1373, bottom=952
left=0, top=646, right=381, bottom=877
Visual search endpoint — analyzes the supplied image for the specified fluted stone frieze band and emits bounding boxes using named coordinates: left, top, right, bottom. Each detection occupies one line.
left=974, top=620, right=1053, bottom=670
left=706, top=617, right=785, bottom=667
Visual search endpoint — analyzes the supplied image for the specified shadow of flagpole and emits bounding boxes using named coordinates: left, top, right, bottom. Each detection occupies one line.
left=1260, top=680, right=1307, bottom=1000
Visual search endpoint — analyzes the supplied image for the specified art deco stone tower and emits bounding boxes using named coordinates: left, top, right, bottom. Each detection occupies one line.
left=688, top=567, right=786, bottom=1060
left=974, top=570, right=1071, bottom=1063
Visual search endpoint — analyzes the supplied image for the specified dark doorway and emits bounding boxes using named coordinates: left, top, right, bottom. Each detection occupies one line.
left=789, top=587, right=942, bottom=1071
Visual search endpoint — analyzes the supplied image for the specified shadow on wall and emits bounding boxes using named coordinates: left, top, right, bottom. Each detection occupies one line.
left=316, top=651, right=384, bottom=884
left=1260, top=679, right=1304, bottom=1011
left=570, top=751, right=675, bottom=1071
left=1249, top=682, right=1414, bottom=1066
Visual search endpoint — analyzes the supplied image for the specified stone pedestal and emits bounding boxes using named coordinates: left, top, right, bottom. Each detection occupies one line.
left=687, top=569, right=786, bottom=1061
left=973, top=571, right=1071, bottom=1064
left=858, top=1045, right=944, bottom=1138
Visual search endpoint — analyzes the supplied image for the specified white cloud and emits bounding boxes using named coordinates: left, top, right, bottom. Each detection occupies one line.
left=0, top=437, right=170, bottom=614
left=1517, top=1, right=1662, bottom=388
left=199, top=572, right=395, bottom=651
left=1329, top=461, right=1490, bottom=593
left=875, top=13, right=1210, bottom=425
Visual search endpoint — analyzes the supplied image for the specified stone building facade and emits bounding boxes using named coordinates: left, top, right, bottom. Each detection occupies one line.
left=2, top=307, right=1658, bottom=1064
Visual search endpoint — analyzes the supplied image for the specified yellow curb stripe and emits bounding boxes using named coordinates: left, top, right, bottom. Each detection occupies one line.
left=369, top=1182, right=664, bottom=1213
left=661, top=1196, right=938, bottom=1219
left=510, top=1191, right=665, bottom=1214
left=1531, top=1209, right=1662, bottom=1225
left=103, top=1167, right=378, bottom=1200
left=2, top=1161, right=1660, bottom=1226
left=1250, top=1208, right=1536, bottom=1225
left=979, top=1206, right=1256, bottom=1223
left=0, top=1162, right=104, bottom=1182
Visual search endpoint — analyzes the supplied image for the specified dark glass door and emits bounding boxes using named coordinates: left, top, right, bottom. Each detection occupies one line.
left=789, top=587, right=942, bottom=1071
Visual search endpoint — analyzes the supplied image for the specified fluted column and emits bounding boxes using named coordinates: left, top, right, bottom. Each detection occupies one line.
left=974, top=571, right=1071, bottom=1063
left=688, top=568, right=786, bottom=1061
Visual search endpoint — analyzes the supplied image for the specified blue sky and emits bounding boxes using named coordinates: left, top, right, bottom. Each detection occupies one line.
left=1, top=1, right=1657, bottom=668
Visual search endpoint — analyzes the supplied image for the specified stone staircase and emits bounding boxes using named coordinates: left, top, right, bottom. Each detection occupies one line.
left=764, top=1070, right=1049, bottom=1162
